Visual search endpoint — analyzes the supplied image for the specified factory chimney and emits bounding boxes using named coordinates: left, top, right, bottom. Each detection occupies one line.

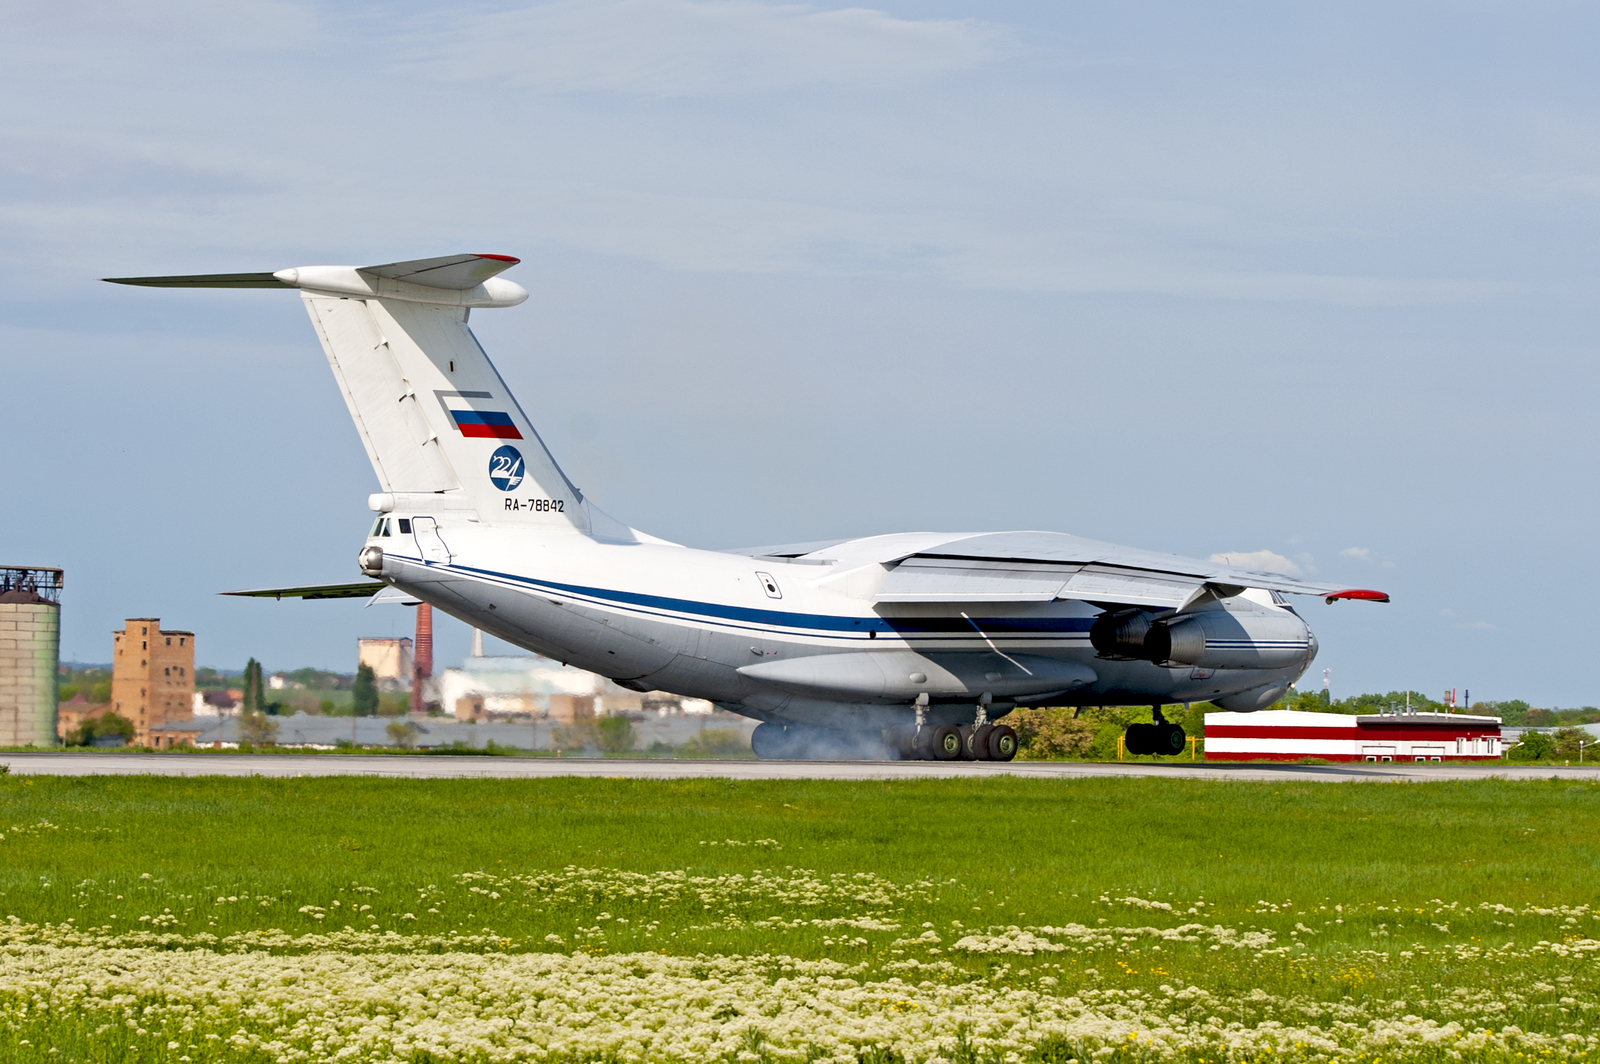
left=411, top=602, right=433, bottom=714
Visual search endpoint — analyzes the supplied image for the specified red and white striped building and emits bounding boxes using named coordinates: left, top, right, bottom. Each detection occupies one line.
left=1204, top=710, right=1502, bottom=762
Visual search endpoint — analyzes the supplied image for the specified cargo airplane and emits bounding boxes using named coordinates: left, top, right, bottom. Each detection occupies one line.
left=108, top=254, right=1388, bottom=761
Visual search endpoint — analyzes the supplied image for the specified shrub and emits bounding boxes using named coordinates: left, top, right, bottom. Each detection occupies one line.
left=596, top=715, right=637, bottom=755
left=676, top=729, right=749, bottom=758
left=65, top=712, right=135, bottom=748
left=238, top=709, right=279, bottom=747
left=552, top=720, right=598, bottom=753
left=386, top=720, right=420, bottom=749
left=1510, top=731, right=1555, bottom=761
left=1006, top=707, right=1097, bottom=760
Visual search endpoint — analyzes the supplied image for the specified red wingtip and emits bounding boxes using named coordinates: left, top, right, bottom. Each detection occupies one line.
left=474, top=254, right=520, bottom=263
left=1324, top=589, right=1391, bottom=604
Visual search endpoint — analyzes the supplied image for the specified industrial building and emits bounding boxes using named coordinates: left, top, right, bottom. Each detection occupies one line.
left=357, top=636, right=414, bottom=690
left=112, top=618, right=196, bottom=747
left=1204, top=709, right=1503, bottom=762
left=0, top=566, right=63, bottom=747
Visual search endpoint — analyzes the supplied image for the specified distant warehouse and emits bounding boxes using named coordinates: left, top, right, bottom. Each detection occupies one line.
left=1204, top=709, right=1502, bottom=762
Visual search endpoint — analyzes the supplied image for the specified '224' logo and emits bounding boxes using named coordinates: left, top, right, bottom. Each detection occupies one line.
left=489, top=445, right=525, bottom=491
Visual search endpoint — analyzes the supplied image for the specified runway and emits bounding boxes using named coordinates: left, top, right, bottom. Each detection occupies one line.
left=4, top=751, right=1598, bottom=783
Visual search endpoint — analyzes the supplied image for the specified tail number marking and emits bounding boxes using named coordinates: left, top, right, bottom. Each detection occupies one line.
left=505, top=497, right=565, bottom=513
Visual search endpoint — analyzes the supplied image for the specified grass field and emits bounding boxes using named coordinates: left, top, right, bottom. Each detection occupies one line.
left=1, top=773, right=1597, bottom=1062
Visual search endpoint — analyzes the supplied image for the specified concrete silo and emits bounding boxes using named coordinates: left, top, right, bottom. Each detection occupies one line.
left=0, top=566, right=63, bottom=747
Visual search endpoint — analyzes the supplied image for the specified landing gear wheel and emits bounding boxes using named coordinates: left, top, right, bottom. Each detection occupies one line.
left=931, top=724, right=963, bottom=761
left=986, top=724, right=1017, bottom=762
left=1124, top=722, right=1155, bottom=756
left=966, top=724, right=995, bottom=760
left=1156, top=722, right=1186, bottom=756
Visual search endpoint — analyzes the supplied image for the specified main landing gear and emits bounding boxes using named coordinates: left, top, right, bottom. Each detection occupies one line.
left=1124, top=705, right=1186, bottom=757
left=898, top=699, right=1017, bottom=762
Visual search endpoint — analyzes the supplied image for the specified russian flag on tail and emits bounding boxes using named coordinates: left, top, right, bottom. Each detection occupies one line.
left=449, top=408, right=522, bottom=439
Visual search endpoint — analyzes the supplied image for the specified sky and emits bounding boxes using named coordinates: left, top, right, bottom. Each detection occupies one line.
left=2, top=1, right=1598, bottom=704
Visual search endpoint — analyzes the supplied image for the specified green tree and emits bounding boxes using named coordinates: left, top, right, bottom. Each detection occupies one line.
left=1510, top=731, right=1555, bottom=761
left=1551, top=728, right=1592, bottom=761
left=241, top=659, right=265, bottom=716
left=65, top=712, right=135, bottom=747
left=386, top=719, right=420, bottom=749
left=1495, top=700, right=1532, bottom=726
left=238, top=709, right=279, bottom=747
left=351, top=664, right=379, bottom=717
left=1008, top=707, right=1096, bottom=760
left=596, top=715, right=637, bottom=755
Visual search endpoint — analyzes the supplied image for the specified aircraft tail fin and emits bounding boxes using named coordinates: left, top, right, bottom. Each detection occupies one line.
left=108, top=254, right=621, bottom=538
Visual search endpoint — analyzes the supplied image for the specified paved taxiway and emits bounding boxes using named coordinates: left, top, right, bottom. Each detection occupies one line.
left=4, top=752, right=1598, bottom=783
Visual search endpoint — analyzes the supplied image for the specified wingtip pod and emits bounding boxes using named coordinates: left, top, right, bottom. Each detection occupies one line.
left=1324, top=588, right=1390, bottom=604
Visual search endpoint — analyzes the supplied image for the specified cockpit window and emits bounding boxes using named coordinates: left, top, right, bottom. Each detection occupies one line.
left=398, top=518, right=412, bottom=534
left=371, top=517, right=385, bottom=537
left=381, top=519, right=392, bottom=537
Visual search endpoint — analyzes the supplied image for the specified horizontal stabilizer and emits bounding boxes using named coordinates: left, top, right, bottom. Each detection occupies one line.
left=360, top=254, right=520, bottom=290
left=104, top=272, right=290, bottom=288
left=222, top=581, right=384, bottom=600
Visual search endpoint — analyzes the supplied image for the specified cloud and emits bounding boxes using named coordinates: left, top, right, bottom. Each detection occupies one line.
left=1209, top=550, right=1303, bottom=577
left=407, top=0, right=1007, bottom=97
left=1440, top=609, right=1495, bottom=631
left=1340, top=547, right=1372, bottom=562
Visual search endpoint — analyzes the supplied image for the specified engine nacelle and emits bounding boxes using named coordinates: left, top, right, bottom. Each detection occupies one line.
left=1091, top=605, right=1315, bottom=670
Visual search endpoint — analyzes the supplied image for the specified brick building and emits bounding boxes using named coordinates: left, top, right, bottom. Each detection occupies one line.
left=112, top=618, right=195, bottom=747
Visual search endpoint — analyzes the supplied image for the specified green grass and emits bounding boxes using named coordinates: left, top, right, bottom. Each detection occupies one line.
left=1, top=774, right=1598, bottom=1061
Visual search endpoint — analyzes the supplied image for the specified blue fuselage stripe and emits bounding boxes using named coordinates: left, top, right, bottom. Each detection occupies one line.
left=451, top=562, right=1096, bottom=638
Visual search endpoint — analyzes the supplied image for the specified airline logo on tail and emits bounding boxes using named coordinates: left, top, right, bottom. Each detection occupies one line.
left=435, top=390, right=523, bottom=440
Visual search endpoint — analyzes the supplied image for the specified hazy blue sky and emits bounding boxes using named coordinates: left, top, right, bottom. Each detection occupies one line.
left=3, top=1, right=1597, bottom=703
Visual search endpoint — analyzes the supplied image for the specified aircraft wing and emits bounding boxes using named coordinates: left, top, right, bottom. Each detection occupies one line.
left=871, top=531, right=1387, bottom=609
left=223, top=581, right=386, bottom=600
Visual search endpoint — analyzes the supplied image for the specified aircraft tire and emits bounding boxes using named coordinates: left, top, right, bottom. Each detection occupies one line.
left=986, top=724, right=1018, bottom=762
left=1124, top=723, right=1153, bottom=756
left=931, top=724, right=963, bottom=761
left=967, top=724, right=995, bottom=760
left=887, top=726, right=919, bottom=761
left=750, top=721, right=792, bottom=760
left=1156, top=722, right=1187, bottom=756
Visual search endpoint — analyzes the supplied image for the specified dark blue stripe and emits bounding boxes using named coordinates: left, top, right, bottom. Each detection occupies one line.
left=455, top=562, right=1097, bottom=637
left=451, top=409, right=516, bottom=427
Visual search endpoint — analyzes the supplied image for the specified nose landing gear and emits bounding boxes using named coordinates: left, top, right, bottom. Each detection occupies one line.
left=1124, top=705, right=1187, bottom=757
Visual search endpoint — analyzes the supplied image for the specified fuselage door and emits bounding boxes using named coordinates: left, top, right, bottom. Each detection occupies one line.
left=412, top=516, right=453, bottom=564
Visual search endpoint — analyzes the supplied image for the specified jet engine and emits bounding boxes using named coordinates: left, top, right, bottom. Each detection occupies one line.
left=1090, top=605, right=1314, bottom=670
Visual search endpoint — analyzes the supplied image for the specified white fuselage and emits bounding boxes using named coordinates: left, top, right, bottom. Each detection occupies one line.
left=366, top=515, right=1315, bottom=732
